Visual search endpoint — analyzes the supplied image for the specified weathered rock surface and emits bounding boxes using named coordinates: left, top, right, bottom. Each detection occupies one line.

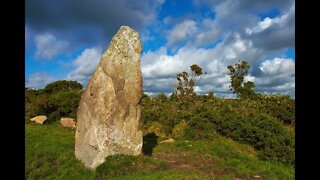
left=75, top=26, right=143, bottom=169
left=60, top=118, right=76, bottom=128
left=30, top=115, right=47, bottom=124
left=160, top=138, right=175, bottom=144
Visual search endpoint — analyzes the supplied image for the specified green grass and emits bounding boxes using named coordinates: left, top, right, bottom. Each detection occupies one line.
left=25, top=122, right=201, bottom=179
left=26, top=122, right=294, bottom=179
left=153, top=137, right=294, bottom=179
left=25, top=121, right=95, bottom=179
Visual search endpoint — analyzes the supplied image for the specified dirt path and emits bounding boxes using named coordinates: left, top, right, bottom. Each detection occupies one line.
left=153, top=151, right=262, bottom=180
left=153, top=152, right=233, bottom=179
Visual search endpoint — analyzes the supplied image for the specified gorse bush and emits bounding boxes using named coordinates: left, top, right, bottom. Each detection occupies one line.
left=141, top=93, right=295, bottom=165
left=258, top=94, right=295, bottom=125
left=184, top=115, right=218, bottom=140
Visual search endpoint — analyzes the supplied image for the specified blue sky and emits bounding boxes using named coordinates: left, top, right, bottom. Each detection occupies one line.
left=25, top=0, right=295, bottom=98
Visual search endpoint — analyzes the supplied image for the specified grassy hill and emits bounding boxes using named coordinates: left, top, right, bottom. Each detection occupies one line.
left=25, top=80, right=295, bottom=179
left=25, top=121, right=294, bottom=179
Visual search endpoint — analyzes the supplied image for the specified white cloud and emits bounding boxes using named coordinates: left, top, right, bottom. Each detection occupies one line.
left=142, top=46, right=214, bottom=80
left=259, top=58, right=295, bottom=75
left=166, top=20, right=198, bottom=46
left=246, top=17, right=273, bottom=34
left=26, top=0, right=165, bottom=47
left=141, top=34, right=294, bottom=97
left=141, top=43, right=240, bottom=95
left=25, top=72, right=56, bottom=89
left=26, top=0, right=295, bottom=98
left=252, top=58, right=295, bottom=96
left=244, top=2, right=295, bottom=50
left=163, top=16, right=172, bottom=24
left=65, top=47, right=103, bottom=86
left=194, top=18, right=220, bottom=46
left=35, top=33, right=69, bottom=60
left=247, top=3, right=294, bottom=35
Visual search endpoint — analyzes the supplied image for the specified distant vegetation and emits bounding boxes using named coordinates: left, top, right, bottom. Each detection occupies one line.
left=25, top=80, right=83, bottom=123
left=25, top=61, right=295, bottom=178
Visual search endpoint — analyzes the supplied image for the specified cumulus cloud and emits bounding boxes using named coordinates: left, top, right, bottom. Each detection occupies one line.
left=141, top=34, right=294, bottom=97
left=244, top=3, right=295, bottom=50
left=166, top=0, right=294, bottom=51
left=252, top=58, right=295, bottom=96
left=35, top=33, right=69, bottom=60
left=25, top=72, right=56, bottom=89
left=166, top=20, right=198, bottom=46
left=194, top=0, right=292, bottom=14
left=142, top=46, right=213, bottom=80
left=26, top=0, right=295, bottom=98
left=141, top=43, right=242, bottom=94
left=259, top=58, right=295, bottom=76
left=194, top=18, right=221, bottom=46
left=65, top=47, right=103, bottom=86
left=139, top=0, right=295, bottom=97
left=26, top=0, right=164, bottom=47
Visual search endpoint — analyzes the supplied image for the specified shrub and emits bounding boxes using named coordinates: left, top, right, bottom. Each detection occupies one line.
left=48, top=90, right=81, bottom=119
left=44, top=80, right=82, bottom=94
left=172, top=120, right=188, bottom=138
left=47, top=111, right=61, bottom=124
left=25, top=80, right=82, bottom=123
left=184, top=115, right=217, bottom=140
left=259, top=94, right=295, bottom=125
left=219, top=113, right=295, bottom=165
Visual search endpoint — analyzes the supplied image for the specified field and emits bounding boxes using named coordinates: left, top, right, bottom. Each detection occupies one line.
left=25, top=121, right=294, bottom=179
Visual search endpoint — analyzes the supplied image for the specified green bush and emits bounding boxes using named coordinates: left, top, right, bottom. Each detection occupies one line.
left=44, top=80, right=82, bottom=94
left=47, top=111, right=61, bottom=124
left=48, top=90, right=81, bottom=119
left=259, top=94, right=295, bottom=125
left=213, top=111, right=294, bottom=165
left=184, top=115, right=218, bottom=140
left=25, top=80, right=82, bottom=123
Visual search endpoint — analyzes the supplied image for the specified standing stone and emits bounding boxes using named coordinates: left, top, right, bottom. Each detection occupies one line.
left=75, top=26, right=143, bottom=169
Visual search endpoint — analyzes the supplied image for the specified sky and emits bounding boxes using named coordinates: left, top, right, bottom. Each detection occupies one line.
left=25, top=0, right=295, bottom=98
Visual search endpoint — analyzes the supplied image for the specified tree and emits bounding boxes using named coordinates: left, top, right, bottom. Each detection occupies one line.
left=175, top=64, right=203, bottom=101
left=227, top=60, right=256, bottom=99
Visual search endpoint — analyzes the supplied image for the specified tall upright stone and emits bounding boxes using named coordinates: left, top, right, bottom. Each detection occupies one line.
left=75, top=26, right=143, bottom=169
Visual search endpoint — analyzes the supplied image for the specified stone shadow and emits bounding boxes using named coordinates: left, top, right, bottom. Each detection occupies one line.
left=142, top=132, right=159, bottom=156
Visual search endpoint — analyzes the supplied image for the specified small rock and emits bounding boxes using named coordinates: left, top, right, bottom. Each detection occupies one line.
left=30, top=115, right=47, bottom=124
left=160, top=138, right=175, bottom=143
left=60, top=118, right=76, bottom=128
left=254, top=175, right=261, bottom=179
